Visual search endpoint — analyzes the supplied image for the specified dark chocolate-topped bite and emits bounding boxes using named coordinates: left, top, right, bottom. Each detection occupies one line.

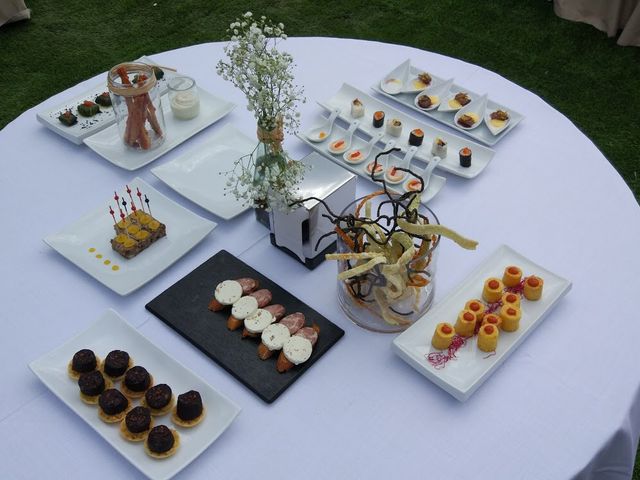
left=124, top=366, right=151, bottom=392
left=147, top=425, right=174, bottom=453
left=99, top=389, right=128, bottom=415
left=104, top=350, right=130, bottom=377
left=72, top=349, right=97, bottom=373
left=176, top=390, right=203, bottom=421
left=125, top=406, right=152, bottom=434
left=145, top=384, right=172, bottom=410
left=78, top=370, right=106, bottom=397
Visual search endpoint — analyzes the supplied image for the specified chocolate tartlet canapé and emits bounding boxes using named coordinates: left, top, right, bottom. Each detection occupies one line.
left=120, top=406, right=153, bottom=442
left=103, top=350, right=132, bottom=380
left=172, top=390, right=205, bottom=427
left=98, top=388, right=129, bottom=423
left=145, top=425, right=179, bottom=459
left=68, top=349, right=100, bottom=379
left=142, top=383, right=174, bottom=416
left=121, top=366, right=153, bottom=399
left=78, top=370, right=110, bottom=404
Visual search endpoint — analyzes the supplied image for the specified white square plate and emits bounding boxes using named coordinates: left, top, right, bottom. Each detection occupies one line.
left=29, top=309, right=241, bottom=480
left=151, top=125, right=255, bottom=220
left=392, top=245, right=571, bottom=401
left=83, top=88, right=235, bottom=171
left=44, top=177, right=216, bottom=295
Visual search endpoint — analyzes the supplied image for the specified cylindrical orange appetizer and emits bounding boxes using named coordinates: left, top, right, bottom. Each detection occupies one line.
left=455, top=310, right=477, bottom=337
left=431, top=323, right=455, bottom=350
left=481, top=313, right=502, bottom=330
left=502, top=266, right=522, bottom=287
left=482, top=277, right=504, bottom=303
left=500, top=304, right=522, bottom=332
left=464, top=299, right=486, bottom=323
left=501, top=292, right=521, bottom=308
left=478, top=324, right=499, bottom=352
left=523, top=275, right=544, bottom=301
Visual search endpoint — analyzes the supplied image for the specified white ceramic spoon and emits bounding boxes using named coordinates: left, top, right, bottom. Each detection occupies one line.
left=366, top=139, right=396, bottom=179
left=306, top=108, right=340, bottom=143
left=404, top=155, right=442, bottom=193
left=343, top=132, right=384, bottom=165
left=380, top=59, right=411, bottom=95
left=484, top=107, right=511, bottom=135
left=454, top=94, right=488, bottom=130
left=328, top=120, right=359, bottom=155
left=385, top=146, right=417, bottom=185
left=414, top=78, right=454, bottom=111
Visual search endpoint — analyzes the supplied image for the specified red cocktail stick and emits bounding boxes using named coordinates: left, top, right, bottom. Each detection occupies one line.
left=136, top=187, right=145, bottom=212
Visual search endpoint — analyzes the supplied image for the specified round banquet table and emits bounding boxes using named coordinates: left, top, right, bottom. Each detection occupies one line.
left=2, top=38, right=640, bottom=480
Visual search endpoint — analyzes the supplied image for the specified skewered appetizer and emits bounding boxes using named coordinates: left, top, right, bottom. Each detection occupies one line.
left=57, top=109, right=78, bottom=126
left=351, top=98, right=364, bottom=118
left=95, top=92, right=112, bottom=107
left=77, top=100, right=101, bottom=117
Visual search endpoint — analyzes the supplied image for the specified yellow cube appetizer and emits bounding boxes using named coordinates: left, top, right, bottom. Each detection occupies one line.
left=500, top=304, right=522, bottom=332
left=478, top=324, right=499, bottom=352
left=501, top=292, right=521, bottom=308
left=481, top=313, right=502, bottom=330
left=482, top=277, right=504, bottom=303
left=431, top=323, right=455, bottom=350
left=455, top=310, right=477, bottom=337
left=523, top=275, right=544, bottom=301
left=502, top=265, right=522, bottom=287
left=464, top=299, right=486, bottom=323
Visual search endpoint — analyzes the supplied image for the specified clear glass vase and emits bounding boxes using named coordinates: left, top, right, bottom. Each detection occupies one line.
left=335, top=194, right=440, bottom=333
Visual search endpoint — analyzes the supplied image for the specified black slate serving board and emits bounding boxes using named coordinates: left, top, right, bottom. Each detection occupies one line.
left=146, top=250, right=345, bottom=403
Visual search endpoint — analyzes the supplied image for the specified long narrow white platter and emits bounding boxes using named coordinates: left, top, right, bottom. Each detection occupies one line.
left=392, top=244, right=571, bottom=402
left=372, top=60, right=524, bottom=146
left=297, top=120, right=446, bottom=204
left=83, top=88, right=235, bottom=171
left=318, top=83, right=494, bottom=179
left=30, top=309, right=241, bottom=480
left=44, top=177, right=216, bottom=295
left=36, top=56, right=174, bottom=145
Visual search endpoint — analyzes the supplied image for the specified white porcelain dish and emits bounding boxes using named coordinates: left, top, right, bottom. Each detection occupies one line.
left=392, top=244, right=572, bottom=402
left=43, top=177, right=216, bottom=295
left=380, top=59, right=445, bottom=94
left=83, top=88, right=235, bottom=171
left=454, top=94, right=488, bottom=131
left=29, top=309, right=241, bottom=480
left=317, top=83, right=494, bottom=179
left=152, top=125, right=255, bottom=220
left=36, top=56, right=174, bottom=145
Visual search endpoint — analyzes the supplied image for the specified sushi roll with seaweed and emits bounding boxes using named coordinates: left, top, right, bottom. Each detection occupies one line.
left=77, top=100, right=100, bottom=117
left=95, top=92, right=112, bottom=107
left=409, top=129, right=424, bottom=147
left=351, top=98, right=364, bottom=119
left=386, top=118, right=402, bottom=137
left=431, top=137, right=447, bottom=158
left=373, top=111, right=385, bottom=128
left=459, top=147, right=472, bottom=168
left=58, top=110, right=78, bottom=127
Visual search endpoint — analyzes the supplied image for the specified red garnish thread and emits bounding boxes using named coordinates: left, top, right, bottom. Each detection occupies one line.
left=505, top=279, right=525, bottom=295
left=426, top=335, right=466, bottom=369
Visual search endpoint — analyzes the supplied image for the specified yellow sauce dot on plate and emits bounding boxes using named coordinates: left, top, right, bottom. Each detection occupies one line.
left=490, top=118, right=506, bottom=128
left=96, top=254, right=103, bottom=259
left=103, top=260, right=111, bottom=265
left=448, top=99, right=462, bottom=109
left=112, top=265, right=120, bottom=271
left=88, top=248, right=96, bottom=252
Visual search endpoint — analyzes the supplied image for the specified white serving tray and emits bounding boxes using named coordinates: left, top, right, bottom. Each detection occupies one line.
left=318, top=83, right=494, bottom=179
left=297, top=120, right=446, bottom=204
left=152, top=125, right=256, bottom=220
left=83, top=88, right=235, bottom=171
left=44, top=177, right=216, bottom=295
left=372, top=60, right=525, bottom=146
left=30, top=309, right=241, bottom=480
left=392, top=245, right=571, bottom=401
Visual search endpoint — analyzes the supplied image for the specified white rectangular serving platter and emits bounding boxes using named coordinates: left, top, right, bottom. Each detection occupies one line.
left=372, top=60, right=524, bottom=146
left=44, top=177, right=216, bottom=295
left=36, top=56, right=174, bottom=145
left=29, top=309, right=241, bottom=480
left=318, top=83, right=494, bottom=179
left=83, top=88, right=235, bottom=171
left=392, top=244, right=571, bottom=402
left=297, top=120, right=446, bottom=204
left=152, top=125, right=255, bottom=220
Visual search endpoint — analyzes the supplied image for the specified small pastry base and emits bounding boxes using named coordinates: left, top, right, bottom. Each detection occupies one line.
left=99, top=405, right=130, bottom=424
left=145, top=430, right=180, bottom=459
left=102, top=356, right=134, bottom=383
left=79, top=378, right=113, bottom=405
left=120, top=417, right=154, bottom=442
left=171, top=406, right=206, bottom=428
left=121, top=374, right=154, bottom=399
left=67, top=357, right=102, bottom=380
left=141, top=395, right=175, bottom=417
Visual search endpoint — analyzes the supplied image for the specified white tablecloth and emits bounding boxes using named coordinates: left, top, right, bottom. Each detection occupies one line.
left=1, top=38, right=640, bottom=480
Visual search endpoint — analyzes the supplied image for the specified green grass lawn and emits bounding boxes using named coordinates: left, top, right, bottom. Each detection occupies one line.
left=2, top=0, right=640, bottom=473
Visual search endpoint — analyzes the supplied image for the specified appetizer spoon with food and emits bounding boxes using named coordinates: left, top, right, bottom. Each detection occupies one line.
left=343, top=132, right=384, bottom=165
left=328, top=120, right=359, bottom=155
left=454, top=94, right=487, bottom=130
left=380, top=59, right=411, bottom=95
left=484, top=108, right=511, bottom=135
left=306, top=108, right=340, bottom=143
left=366, top=139, right=396, bottom=179
left=385, top=146, right=417, bottom=185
